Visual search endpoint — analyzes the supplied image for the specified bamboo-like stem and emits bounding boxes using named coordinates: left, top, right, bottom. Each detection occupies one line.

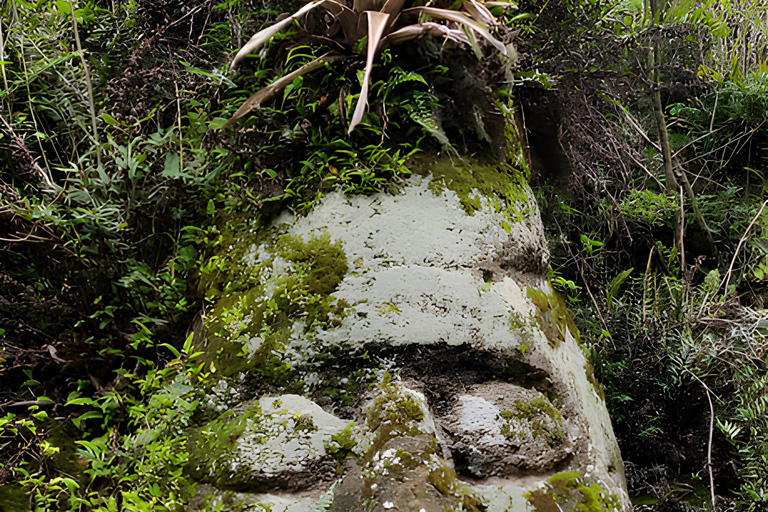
left=651, top=42, right=679, bottom=193
left=0, top=16, right=10, bottom=121
left=69, top=1, right=102, bottom=168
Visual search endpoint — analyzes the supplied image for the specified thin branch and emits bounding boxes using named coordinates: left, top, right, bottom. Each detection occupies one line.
left=69, top=1, right=101, bottom=168
left=721, top=200, right=768, bottom=297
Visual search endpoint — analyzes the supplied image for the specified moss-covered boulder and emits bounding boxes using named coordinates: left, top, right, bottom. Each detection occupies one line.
left=189, top=156, right=628, bottom=511
left=443, top=382, right=571, bottom=477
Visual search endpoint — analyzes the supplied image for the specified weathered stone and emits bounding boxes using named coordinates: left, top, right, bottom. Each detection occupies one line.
left=331, top=380, right=487, bottom=512
left=191, top=157, right=629, bottom=511
left=187, top=394, right=349, bottom=491
left=442, top=382, right=572, bottom=477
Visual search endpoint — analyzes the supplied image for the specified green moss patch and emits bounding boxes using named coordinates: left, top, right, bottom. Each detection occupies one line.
left=196, top=230, right=349, bottom=382
left=525, top=471, right=621, bottom=512
left=409, top=154, right=534, bottom=223
left=527, top=285, right=580, bottom=347
left=499, top=396, right=565, bottom=448
left=366, top=379, right=426, bottom=433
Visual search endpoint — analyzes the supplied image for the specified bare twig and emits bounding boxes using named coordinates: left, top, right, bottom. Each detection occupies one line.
left=709, top=89, right=719, bottom=133
left=642, top=245, right=654, bottom=323
left=721, top=200, right=768, bottom=297
left=69, top=1, right=101, bottom=168
left=0, top=400, right=55, bottom=409
left=705, top=386, right=717, bottom=510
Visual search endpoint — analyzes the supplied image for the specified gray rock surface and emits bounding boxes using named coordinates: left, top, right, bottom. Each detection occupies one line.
left=191, top=159, right=629, bottom=511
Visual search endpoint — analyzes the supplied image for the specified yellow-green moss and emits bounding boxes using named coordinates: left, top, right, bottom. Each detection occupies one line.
left=527, top=285, right=580, bottom=347
left=409, top=154, right=534, bottom=223
left=525, top=471, right=621, bottom=512
left=427, top=461, right=486, bottom=512
left=366, top=382, right=425, bottom=433
left=276, top=232, right=347, bottom=296
left=514, top=396, right=562, bottom=423
left=499, top=396, right=565, bottom=448
left=195, top=231, right=349, bottom=381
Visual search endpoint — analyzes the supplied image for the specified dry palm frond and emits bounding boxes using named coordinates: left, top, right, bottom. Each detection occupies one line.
left=226, top=0, right=515, bottom=131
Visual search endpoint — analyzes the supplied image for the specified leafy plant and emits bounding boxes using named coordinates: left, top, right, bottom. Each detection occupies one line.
left=225, top=0, right=514, bottom=131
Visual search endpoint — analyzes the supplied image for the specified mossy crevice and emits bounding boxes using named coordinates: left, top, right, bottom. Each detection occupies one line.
left=527, top=284, right=580, bottom=347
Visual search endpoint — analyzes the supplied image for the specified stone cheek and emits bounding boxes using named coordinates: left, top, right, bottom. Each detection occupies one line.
left=442, top=383, right=572, bottom=478
left=187, top=395, right=348, bottom=492
left=190, top=168, right=629, bottom=511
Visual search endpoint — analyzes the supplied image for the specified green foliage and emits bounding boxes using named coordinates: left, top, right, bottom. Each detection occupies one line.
left=3, top=334, right=209, bottom=511
left=620, top=189, right=678, bottom=228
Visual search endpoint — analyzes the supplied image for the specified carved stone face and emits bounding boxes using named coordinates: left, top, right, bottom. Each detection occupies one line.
left=188, top=159, right=628, bottom=512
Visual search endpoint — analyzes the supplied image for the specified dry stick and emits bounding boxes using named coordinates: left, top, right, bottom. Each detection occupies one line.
left=709, top=89, right=719, bottom=133
left=642, top=245, right=655, bottom=323
left=69, top=1, right=101, bottom=168
left=678, top=163, right=717, bottom=258
left=681, top=123, right=763, bottom=168
left=671, top=126, right=725, bottom=160
left=685, top=371, right=717, bottom=511
left=721, top=199, right=768, bottom=297
left=620, top=104, right=661, bottom=152
left=651, top=38, right=679, bottom=192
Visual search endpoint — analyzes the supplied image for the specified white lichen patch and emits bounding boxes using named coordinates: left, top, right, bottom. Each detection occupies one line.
left=317, top=266, right=524, bottom=348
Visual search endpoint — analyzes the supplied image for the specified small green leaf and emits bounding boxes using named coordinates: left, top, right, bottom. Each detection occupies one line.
left=208, top=117, right=228, bottom=130
left=32, top=410, right=48, bottom=421
left=101, top=113, right=120, bottom=126
left=55, top=0, right=71, bottom=15
left=159, top=343, right=181, bottom=358
left=163, top=153, right=181, bottom=178
left=72, top=410, right=102, bottom=429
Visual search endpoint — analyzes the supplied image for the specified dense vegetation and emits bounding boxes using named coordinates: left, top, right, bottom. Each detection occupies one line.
left=0, top=0, right=767, bottom=510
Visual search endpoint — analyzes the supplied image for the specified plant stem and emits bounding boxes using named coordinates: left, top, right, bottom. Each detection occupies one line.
left=651, top=44, right=679, bottom=193
left=69, top=1, right=102, bottom=168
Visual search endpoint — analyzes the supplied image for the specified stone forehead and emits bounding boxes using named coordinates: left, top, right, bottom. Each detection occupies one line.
left=287, top=175, right=539, bottom=269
